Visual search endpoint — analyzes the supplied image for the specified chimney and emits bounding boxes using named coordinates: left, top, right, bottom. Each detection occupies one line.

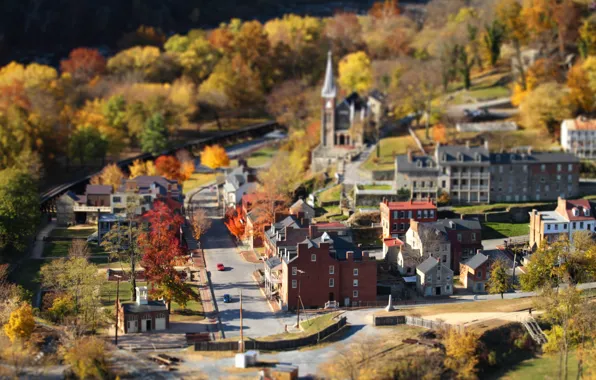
left=557, top=196, right=565, bottom=210
left=484, top=139, right=489, bottom=150
left=528, top=146, right=533, bottom=155
left=363, top=251, right=370, bottom=259
left=346, top=251, right=354, bottom=260
left=460, top=214, right=465, bottom=220
left=477, top=249, right=482, bottom=254
left=136, top=286, right=148, bottom=306
left=309, top=225, right=318, bottom=238
left=466, top=141, right=470, bottom=148
left=407, top=149, right=413, bottom=163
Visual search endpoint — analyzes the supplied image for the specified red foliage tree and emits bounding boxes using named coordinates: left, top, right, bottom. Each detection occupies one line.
left=155, top=155, right=182, bottom=181
left=60, top=48, right=107, bottom=82
left=224, top=206, right=246, bottom=241
left=0, top=81, right=30, bottom=111
left=139, top=201, right=192, bottom=308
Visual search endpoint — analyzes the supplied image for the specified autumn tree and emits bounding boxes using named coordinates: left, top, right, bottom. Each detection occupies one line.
left=496, top=0, right=529, bottom=90
left=325, top=12, right=365, bottom=57
left=487, top=258, right=510, bottom=299
left=102, top=95, right=127, bottom=131
left=90, top=163, right=125, bottom=191
left=520, top=241, right=563, bottom=291
left=482, top=20, right=505, bottom=67
left=3, top=303, right=35, bottom=343
left=129, top=159, right=148, bottom=178
left=155, top=155, right=182, bottom=181
left=338, top=51, right=373, bottom=93
left=141, top=113, right=169, bottom=155
left=224, top=206, right=246, bottom=241
left=62, top=336, right=110, bottom=379
left=165, top=34, right=221, bottom=83
left=519, top=82, right=572, bottom=135
left=191, top=208, right=212, bottom=242
left=200, top=144, right=230, bottom=169
left=578, top=14, right=596, bottom=58
left=444, top=329, right=479, bottom=379
left=567, top=62, right=596, bottom=114
left=432, top=123, right=448, bottom=144
left=266, top=80, right=313, bottom=130
left=48, top=295, right=76, bottom=323
left=118, top=25, right=166, bottom=49
left=139, top=201, right=192, bottom=308
left=60, top=48, right=106, bottom=82
left=107, top=46, right=162, bottom=79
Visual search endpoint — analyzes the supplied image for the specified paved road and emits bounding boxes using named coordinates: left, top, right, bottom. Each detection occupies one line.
left=343, top=145, right=375, bottom=185
left=446, top=96, right=518, bottom=120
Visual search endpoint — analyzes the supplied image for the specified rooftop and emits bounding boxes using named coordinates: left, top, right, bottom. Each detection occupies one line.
left=417, top=256, right=438, bottom=274
left=462, top=252, right=489, bottom=270
left=562, top=117, right=596, bottom=131
left=382, top=199, right=436, bottom=210
left=122, top=300, right=168, bottom=314
left=383, top=237, right=404, bottom=248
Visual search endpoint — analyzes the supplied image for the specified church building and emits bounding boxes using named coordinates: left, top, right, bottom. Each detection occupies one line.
left=312, top=51, right=385, bottom=172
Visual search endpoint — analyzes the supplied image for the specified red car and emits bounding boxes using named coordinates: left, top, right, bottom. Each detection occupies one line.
left=217, top=263, right=225, bottom=271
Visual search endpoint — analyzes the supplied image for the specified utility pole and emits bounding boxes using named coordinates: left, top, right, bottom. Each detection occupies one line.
left=114, top=275, right=122, bottom=345
left=239, top=289, right=244, bottom=353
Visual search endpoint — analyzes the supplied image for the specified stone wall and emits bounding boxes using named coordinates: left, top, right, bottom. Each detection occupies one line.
left=371, top=170, right=395, bottom=181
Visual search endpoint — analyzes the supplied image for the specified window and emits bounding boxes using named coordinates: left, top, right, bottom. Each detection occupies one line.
left=353, top=290, right=359, bottom=298
left=421, top=181, right=425, bottom=188
left=311, top=254, right=316, bottom=262
left=564, top=224, right=568, bottom=229
left=329, top=266, right=335, bottom=274
left=353, top=268, right=359, bottom=276
left=400, top=223, right=405, bottom=230
left=442, top=255, right=447, bottom=263
left=580, top=222, right=584, bottom=229
left=353, top=279, right=359, bottom=287
left=292, top=267, right=297, bottom=276
left=417, top=210, right=421, bottom=218
left=523, top=165, right=528, bottom=172
left=554, top=224, right=558, bottom=230
left=413, top=181, right=417, bottom=188
left=586, top=209, right=591, bottom=216
left=408, top=211, right=412, bottom=218
left=545, top=185, right=550, bottom=192
left=547, top=224, right=551, bottom=230
left=557, top=175, right=561, bottom=181
left=557, top=164, right=562, bottom=172
left=329, top=278, right=334, bottom=287
left=568, top=175, right=573, bottom=182
left=430, top=210, right=435, bottom=218
left=457, top=234, right=462, bottom=242
left=541, top=164, right=546, bottom=172
left=393, top=211, right=398, bottom=219
left=471, top=233, right=476, bottom=241
left=477, top=271, right=483, bottom=279
left=392, top=223, right=397, bottom=231
left=569, top=164, right=573, bottom=171
left=442, top=180, right=446, bottom=188
left=113, top=196, right=121, bottom=203
left=292, top=280, right=297, bottom=288
left=499, top=166, right=503, bottom=173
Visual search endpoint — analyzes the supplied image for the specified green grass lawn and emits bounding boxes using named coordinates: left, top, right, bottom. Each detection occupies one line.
left=362, top=135, right=417, bottom=171
left=50, top=227, right=97, bottom=238
left=100, top=280, right=147, bottom=307
left=43, top=241, right=108, bottom=258
left=360, top=184, right=392, bottom=191
left=482, top=222, right=530, bottom=239
left=182, top=173, right=217, bottom=194
left=454, top=201, right=549, bottom=215
left=318, top=185, right=342, bottom=203
left=170, top=284, right=204, bottom=322
left=501, top=352, right=578, bottom=380
left=247, top=146, right=276, bottom=167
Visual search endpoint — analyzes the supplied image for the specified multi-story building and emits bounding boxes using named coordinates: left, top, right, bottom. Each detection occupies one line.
left=459, top=252, right=490, bottom=293
left=380, top=198, right=437, bottom=238
left=404, top=220, right=451, bottom=270
left=56, top=184, right=113, bottom=226
left=223, top=164, right=258, bottom=206
left=395, top=143, right=580, bottom=204
left=280, top=231, right=377, bottom=309
left=416, top=256, right=454, bottom=297
left=561, top=117, right=596, bottom=159
left=111, top=176, right=183, bottom=217
left=529, top=197, right=596, bottom=249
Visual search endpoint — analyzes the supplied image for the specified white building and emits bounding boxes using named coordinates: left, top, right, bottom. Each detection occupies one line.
left=561, top=117, right=596, bottom=159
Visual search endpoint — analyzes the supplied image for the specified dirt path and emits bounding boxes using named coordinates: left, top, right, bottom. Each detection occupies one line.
left=31, top=221, right=56, bottom=259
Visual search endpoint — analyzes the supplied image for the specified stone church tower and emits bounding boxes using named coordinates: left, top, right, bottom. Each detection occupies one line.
left=321, top=51, right=337, bottom=149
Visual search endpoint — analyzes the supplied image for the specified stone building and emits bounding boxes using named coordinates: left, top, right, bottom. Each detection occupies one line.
left=395, top=143, right=580, bottom=204
left=416, top=256, right=454, bottom=297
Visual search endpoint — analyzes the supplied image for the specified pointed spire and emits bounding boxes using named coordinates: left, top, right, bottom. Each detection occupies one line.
left=321, top=51, right=337, bottom=98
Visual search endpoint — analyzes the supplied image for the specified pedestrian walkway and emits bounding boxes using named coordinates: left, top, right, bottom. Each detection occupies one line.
left=31, top=220, right=56, bottom=259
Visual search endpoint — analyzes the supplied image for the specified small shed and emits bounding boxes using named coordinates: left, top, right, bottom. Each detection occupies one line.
left=117, top=286, right=169, bottom=334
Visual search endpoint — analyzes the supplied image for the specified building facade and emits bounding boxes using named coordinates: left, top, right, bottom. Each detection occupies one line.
left=416, top=256, right=454, bottom=297
left=117, top=286, right=169, bottom=334
left=459, top=252, right=490, bottom=292
left=561, top=117, right=596, bottom=159
left=529, top=197, right=596, bottom=249
left=380, top=198, right=437, bottom=237
left=395, top=143, right=580, bottom=204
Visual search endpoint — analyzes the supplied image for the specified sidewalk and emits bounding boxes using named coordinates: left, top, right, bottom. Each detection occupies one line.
left=31, top=220, right=56, bottom=259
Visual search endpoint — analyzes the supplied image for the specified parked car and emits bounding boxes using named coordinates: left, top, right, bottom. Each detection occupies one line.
left=223, top=294, right=232, bottom=303
left=217, top=263, right=225, bottom=271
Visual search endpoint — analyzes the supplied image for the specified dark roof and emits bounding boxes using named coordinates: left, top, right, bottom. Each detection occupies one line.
left=417, top=256, right=438, bottom=274
left=432, top=218, right=482, bottom=232
left=117, top=176, right=180, bottom=196
left=309, top=232, right=361, bottom=260
left=437, top=145, right=490, bottom=165
left=396, top=155, right=440, bottom=173
left=490, top=151, right=579, bottom=164
left=462, top=252, right=489, bottom=270
left=369, top=89, right=385, bottom=102
left=265, top=256, right=282, bottom=269
left=122, top=301, right=168, bottom=314
left=86, top=184, right=113, bottom=195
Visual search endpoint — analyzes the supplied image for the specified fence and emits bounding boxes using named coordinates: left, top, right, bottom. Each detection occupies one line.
left=373, top=315, right=464, bottom=333
left=194, top=316, right=347, bottom=351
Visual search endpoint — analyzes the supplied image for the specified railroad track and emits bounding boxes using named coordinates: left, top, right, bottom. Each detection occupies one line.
left=40, top=121, right=278, bottom=211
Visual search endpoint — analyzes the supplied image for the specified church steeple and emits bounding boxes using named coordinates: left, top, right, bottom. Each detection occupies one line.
left=321, top=51, right=337, bottom=99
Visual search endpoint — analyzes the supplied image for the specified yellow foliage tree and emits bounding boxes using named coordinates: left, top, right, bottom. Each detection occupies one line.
left=62, top=336, right=110, bottom=379
left=567, top=62, right=596, bottom=114
left=91, top=164, right=126, bottom=191
left=338, top=51, right=373, bottom=93
left=107, top=46, right=161, bottom=77
left=129, top=159, right=148, bottom=178
left=0, top=62, right=57, bottom=90
left=74, top=99, right=126, bottom=153
left=519, top=82, right=573, bottom=134
left=200, top=145, right=229, bottom=169
left=444, top=328, right=479, bottom=380
left=3, top=304, right=35, bottom=343
left=180, top=161, right=195, bottom=181
left=146, top=160, right=158, bottom=175
left=511, top=58, right=558, bottom=106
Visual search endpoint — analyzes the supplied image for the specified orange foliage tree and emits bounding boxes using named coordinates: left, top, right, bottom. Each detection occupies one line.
left=200, top=144, right=230, bottom=169
left=224, top=206, right=246, bottom=241
left=432, top=124, right=448, bottom=144
left=155, top=155, right=182, bottom=181
left=60, top=48, right=106, bottom=82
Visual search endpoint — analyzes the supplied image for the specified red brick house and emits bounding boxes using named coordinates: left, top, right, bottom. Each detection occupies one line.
left=116, top=286, right=169, bottom=333
left=434, top=218, right=483, bottom=273
left=459, top=252, right=490, bottom=292
left=380, top=199, right=437, bottom=238
left=279, top=229, right=377, bottom=309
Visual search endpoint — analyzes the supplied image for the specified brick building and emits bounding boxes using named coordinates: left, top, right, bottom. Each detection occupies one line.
left=459, top=252, right=490, bottom=292
left=380, top=198, right=437, bottom=238
left=280, top=231, right=377, bottom=309
left=116, top=286, right=169, bottom=333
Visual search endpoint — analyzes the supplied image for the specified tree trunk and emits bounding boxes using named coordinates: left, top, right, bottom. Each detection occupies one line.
left=513, top=40, right=527, bottom=91
left=501, top=292, right=503, bottom=299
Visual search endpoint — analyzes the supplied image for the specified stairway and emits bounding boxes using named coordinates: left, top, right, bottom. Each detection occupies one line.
left=521, top=316, right=548, bottom=344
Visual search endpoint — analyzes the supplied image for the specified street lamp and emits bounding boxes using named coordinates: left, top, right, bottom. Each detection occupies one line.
left=296, top=269, right=306, bottom=328
left=114, top=274, right=122, bottom=346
